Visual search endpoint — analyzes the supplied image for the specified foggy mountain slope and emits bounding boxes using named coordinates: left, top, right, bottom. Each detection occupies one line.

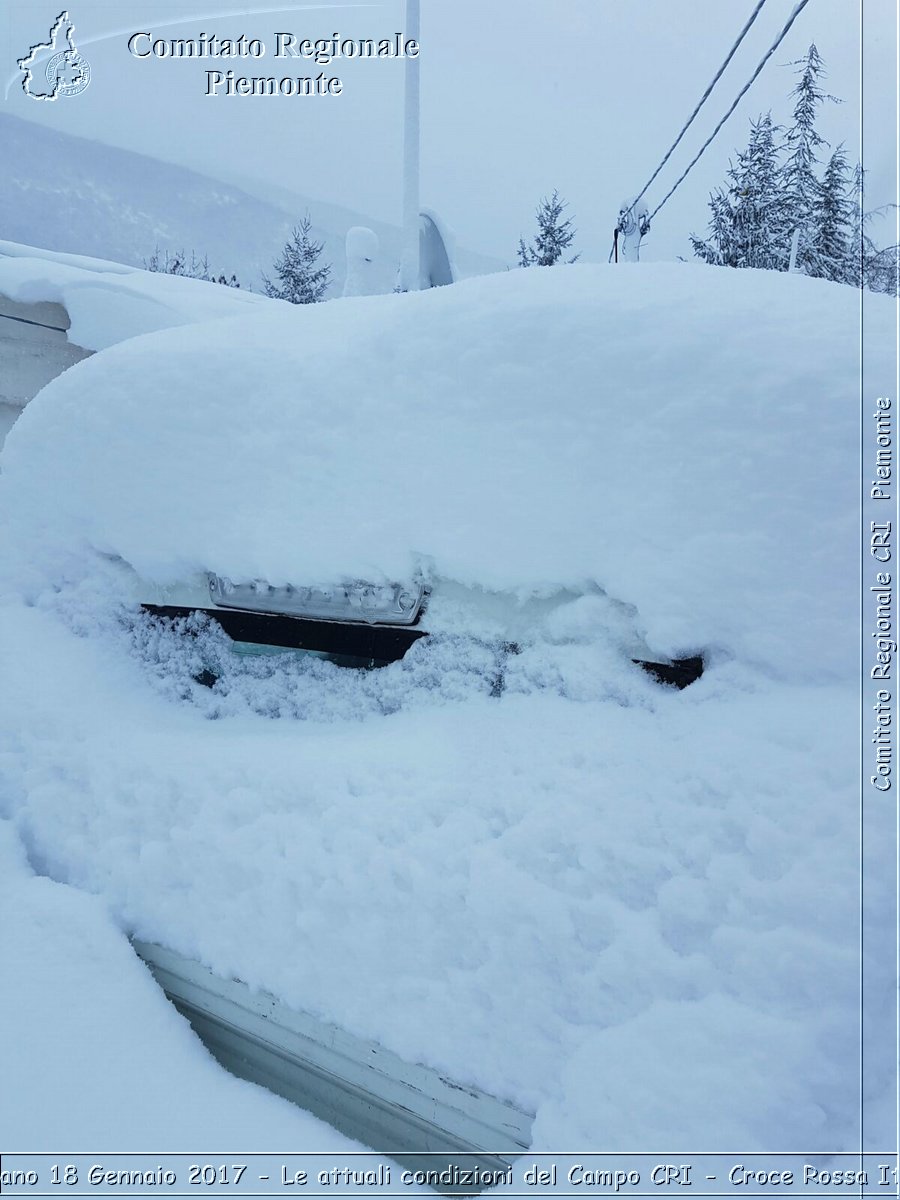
left=0, top=114, right=501, bottom=291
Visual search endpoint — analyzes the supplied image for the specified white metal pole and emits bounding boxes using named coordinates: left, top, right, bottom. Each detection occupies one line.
left=398, top=0, right=420, bottom=292
left=788, top=227, right=800, bottom=273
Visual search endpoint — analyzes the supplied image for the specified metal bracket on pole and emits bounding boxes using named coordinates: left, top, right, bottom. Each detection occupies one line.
left=614, top=196, right=650, bottom=263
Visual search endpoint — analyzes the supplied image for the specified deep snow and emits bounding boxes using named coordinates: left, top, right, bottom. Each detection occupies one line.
left=0, top=263, right=894, bottom=1151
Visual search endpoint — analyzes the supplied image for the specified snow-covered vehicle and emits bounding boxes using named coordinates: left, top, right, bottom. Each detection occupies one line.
left=6, top=260, right=856, bottom=707
left=2, top=255, right=717, bottom=698
left=130, top=254, right=705, bottom=692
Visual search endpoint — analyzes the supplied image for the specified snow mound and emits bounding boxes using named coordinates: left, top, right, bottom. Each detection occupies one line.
left=0, top=238, right=280, bottom=351
left=3, top=263, right=879, bottom=681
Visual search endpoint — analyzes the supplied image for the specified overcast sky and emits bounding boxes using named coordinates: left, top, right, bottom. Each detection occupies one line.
left=2, top=0, right=897, bottom=263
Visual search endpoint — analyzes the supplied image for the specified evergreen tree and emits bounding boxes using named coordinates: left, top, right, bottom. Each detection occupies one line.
left=807, top=145, right=856, bottom=283
left=691, top=114, right=788, bottom=269
left=849, top=162, right=869, bottom=289
left=518, top=191, right=579, bottom=266
left=852, top=166, right=900, bottom=294
left=690, top=189, right=735, bottom=267
left=145, top=246, right=240, bottom=288
left=781, top=44, right=838, bottom=273
left=691, top=47, right=897, bottom=293
left=865, top=243, right=900, bottom=296
left=263, top=215, right=331, bottom=304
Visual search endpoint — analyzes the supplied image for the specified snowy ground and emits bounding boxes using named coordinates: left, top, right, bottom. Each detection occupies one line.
left=0, top=263, right=894, bottom=1152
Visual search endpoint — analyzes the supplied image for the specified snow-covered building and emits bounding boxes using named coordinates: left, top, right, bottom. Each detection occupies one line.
left=0, top=239, right=279, bottom=445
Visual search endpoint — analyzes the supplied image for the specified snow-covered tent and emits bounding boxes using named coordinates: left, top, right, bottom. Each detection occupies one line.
left=418, top=209, right=457, bottom=289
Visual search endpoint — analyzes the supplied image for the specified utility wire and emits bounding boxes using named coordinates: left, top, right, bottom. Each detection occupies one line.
left=624, top=0, right=770, bottom=221
left=0, top=311, right=68, bottom=335
left=646, top=0, right=814, bottom=223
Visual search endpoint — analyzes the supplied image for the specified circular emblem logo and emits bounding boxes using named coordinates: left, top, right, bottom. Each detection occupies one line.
left=46, top=50, right=91, bottom=97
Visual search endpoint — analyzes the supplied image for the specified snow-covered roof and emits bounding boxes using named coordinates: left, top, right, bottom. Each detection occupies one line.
left=0, top=238, right=280, bottom=352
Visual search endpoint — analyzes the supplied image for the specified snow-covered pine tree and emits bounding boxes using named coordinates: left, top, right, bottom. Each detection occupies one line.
left=690, top=189, right=735, bottom=267
left=691, top=114, right=788, bottom=269
left=849, top=161, right=869, bottom=289
left=145, top=247, right=241, bottom=287
left=691, top=51, right=896, bottom=293
left=865, top=243, right=900, bottom=296
left=850, top=164, right=900, bottom=295
left=518, top=191, right=579, bottom=266
left=263, top=215, right=332, bottom=304
left=807, top=145, right=856, bottom=283
left=781, top=44, right=838, bottom=274
left=145, top=246, right=177, bottom=276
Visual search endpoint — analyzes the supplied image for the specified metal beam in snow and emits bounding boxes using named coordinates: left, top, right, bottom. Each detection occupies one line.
left=133, top=941, right=533, bottom=1194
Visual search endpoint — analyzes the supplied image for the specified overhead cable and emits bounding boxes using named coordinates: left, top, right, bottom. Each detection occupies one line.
left=647, top=0, right=814, bottom=223
left=624, top=0, right=771, bottom=220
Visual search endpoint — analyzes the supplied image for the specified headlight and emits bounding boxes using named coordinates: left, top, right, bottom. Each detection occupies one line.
left=208, top=576, right=426, bottom=626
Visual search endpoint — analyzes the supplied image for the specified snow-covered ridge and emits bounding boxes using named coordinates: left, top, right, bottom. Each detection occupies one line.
left=0, top=113, right=503, bottom=294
